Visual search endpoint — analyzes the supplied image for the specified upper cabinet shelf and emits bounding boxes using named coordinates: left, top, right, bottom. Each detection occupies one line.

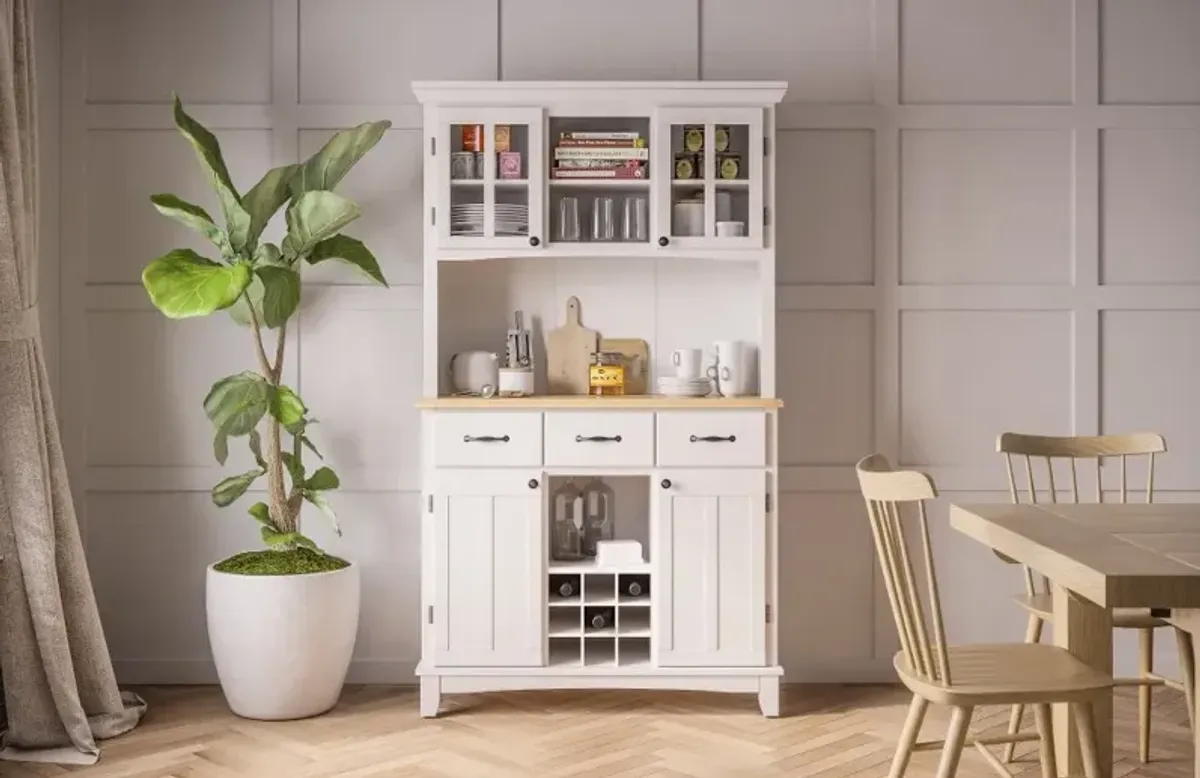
left=415, top=81, right=786, bottom=262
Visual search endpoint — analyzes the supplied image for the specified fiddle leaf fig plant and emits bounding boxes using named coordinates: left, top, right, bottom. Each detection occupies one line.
left=142, top=95, right=390, bottom=564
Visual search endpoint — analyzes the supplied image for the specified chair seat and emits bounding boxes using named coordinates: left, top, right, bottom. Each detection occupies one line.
left=895, top=643, right=1112, bottom=706
left=1013, top=593, right=1169, bottom=629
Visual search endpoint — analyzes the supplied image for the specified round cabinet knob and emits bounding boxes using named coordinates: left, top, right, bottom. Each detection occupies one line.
left=528, top=478, right=539, bottom=489
left=528, top=236, right=540, bottom=247
left=660, top=478, right=672, bottom=489
left=658, top=236, right=669, bottom=247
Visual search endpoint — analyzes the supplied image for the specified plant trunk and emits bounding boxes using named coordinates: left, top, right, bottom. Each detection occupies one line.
left=265, top=419, right=293, bottom=534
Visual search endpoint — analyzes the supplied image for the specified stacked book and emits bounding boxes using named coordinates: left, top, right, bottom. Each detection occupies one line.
left=552, top=132, right=648, bottom=179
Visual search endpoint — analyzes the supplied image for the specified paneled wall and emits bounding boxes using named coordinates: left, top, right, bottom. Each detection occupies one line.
left=52, top=0, right=1200, bottom=683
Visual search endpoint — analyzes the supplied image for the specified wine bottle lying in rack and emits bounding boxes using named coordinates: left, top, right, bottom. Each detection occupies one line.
left=550, top=574, right=581, bottom=599
left=588, top=608, right=615, bottom=630
left=622, top=575, right=650, bottom=598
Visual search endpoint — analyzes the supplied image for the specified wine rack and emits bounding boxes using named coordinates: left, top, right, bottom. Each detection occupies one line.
left=547, top=569, right=652, bottom=668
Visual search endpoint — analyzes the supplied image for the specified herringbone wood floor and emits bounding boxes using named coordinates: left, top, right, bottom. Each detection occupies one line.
left=3, top=685, right=1192, bottom=778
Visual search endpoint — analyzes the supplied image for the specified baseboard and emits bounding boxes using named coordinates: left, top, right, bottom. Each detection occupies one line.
left=780, top=659, right=897, bottom=684
left=113, top=660, right=420, bottom=686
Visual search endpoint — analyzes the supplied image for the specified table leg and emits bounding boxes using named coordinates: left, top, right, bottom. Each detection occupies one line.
left=1053, top=586, right=1113, bottom=778
left=1167, top=610, right=1200, bottom=778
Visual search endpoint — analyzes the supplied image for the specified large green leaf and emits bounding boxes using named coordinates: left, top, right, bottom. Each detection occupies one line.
left=149, top=194, right=231, bottom=256
left=305, top=466, right=339, bottom=491
left=212, top=467, right=264, bottom=507
left=204, top=372, right=270, bottom=436
left=290, top=121, right=391, bottom=196
left=142, top=249, right=251, bottom=319
left=256, top=266, right=301, bottom=329
left=283, top=191, right=360, bottom=260
left=303, top=489, right=341, bottom=536
left=213, top=429, right=230, bottom=466
left=248, top=501, right=275, bottom=529
left=171, top=95, right=252, bottom=252
left=242, top=164, right=298, bottom=243
left=228, top=244, right=283, bottom=327
left=307, top=235, right=387, bottom=286
left=269, top=385, right=307, bottom=432
left=248, top=429, right=266, bottom=469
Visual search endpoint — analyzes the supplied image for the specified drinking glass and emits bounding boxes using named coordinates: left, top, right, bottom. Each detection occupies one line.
left=557, top=197, right=581, bottom=242
left=622, top=196, right=648, bottom=242
left=591, top=196, right=616, bottom=242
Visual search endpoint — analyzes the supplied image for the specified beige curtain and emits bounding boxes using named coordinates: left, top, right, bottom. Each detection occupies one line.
left=0, top=0, right=145, bottom=765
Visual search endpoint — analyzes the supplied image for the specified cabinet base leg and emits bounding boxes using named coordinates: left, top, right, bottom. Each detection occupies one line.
left=758, top=676, right=780, bottom=718
left=420, top=676, right=441, bottom=718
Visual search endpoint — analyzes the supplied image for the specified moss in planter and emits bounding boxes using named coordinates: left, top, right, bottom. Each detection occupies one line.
left=214, top=548, right=350, bottom=576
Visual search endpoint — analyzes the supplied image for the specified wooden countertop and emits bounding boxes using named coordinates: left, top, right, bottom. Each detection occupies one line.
left=415, top=395, right=784, bottom=410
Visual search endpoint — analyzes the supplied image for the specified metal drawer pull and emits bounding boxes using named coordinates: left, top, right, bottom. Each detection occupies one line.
left=463, top=434, right=510, bottom=443
left=576, top=434, right=623, bottom=443
left=690, top=434, right=736, bottom=443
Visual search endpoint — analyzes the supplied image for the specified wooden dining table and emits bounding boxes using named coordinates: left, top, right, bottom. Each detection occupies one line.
left=950, top=502, right=1200, bottom=778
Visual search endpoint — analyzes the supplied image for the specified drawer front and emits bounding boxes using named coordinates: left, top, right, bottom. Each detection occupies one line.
left=544, top=412, right=655, bottom=468
left=656, top=411, right=766, bottom=467
left=433, top=412, right=543, bottom=467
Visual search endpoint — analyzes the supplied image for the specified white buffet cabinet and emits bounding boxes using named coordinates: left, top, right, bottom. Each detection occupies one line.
left=413, top=81, right=787, bottom=718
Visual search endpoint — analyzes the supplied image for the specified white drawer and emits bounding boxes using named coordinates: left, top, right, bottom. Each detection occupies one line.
left=544, top=411, right=654, bottom=468
left=656, top=411, right=766, bottom=467
left=433, top=412, right=543, bottom=467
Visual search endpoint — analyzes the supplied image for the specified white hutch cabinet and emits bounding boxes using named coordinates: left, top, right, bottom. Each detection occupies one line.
left=413, top=81, right=787, bottom=718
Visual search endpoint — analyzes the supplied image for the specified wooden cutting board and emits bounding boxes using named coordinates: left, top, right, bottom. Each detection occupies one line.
left=546, top=296, right=599, bottom=394
left=599, top=338, right=649, bottom=395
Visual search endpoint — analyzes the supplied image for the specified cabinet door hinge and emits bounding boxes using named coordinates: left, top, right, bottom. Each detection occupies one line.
left=766, top=492, right=772, bottom=513
left=430, top=206, right=436, bottom=226
left=766, top=604, right=772, bottom=624
left=427, top=605, right=434, bottom=624
left=763, top=136, right=769, bottom=156
left=430, top=137, right=436, bottom=156
left=427, top=494, right=433, bottom=513
left=763, top=206, right=770, bottom=227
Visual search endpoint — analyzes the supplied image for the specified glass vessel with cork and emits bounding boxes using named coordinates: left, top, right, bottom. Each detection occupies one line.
left=589, top=351, right=626, bottom=396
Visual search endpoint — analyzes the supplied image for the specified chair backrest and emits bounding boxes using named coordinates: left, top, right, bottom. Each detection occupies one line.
left=996, top=432, right=1165, bottom=595
left=997, top=432, right=1165, bottom=504
left=855, top=454, right=951, bottom=686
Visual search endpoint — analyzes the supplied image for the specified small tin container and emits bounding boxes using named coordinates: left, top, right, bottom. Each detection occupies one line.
left=716, top=153, right=742, bottom=180
left=682, top=125, right=704, bottom=153
left=714, top=125, right=731, bottom=152
left=461, top=124, right=483, bottom=152
left=450, top=151, right=475, bottom=180
left=494, top=124, right=512, bottom=152
left=673, top=152, right=699, bottom=180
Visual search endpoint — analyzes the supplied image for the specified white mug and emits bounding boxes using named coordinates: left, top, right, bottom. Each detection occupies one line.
left=671, top=348, right=703, bottom=379
left=708, top=340, right=752, bottom=396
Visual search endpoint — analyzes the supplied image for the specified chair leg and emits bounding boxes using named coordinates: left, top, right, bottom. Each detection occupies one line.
left=1033, top=703, right=1056, bottom=778
left=936, top=706, right=974, bottom=778
left=1004, top=613, right=1045, bottom=763
left=1176, top=627, right=1196, bottom=732
left=1138, top=627, right=1154, bottom=762
left=1073, top=699, right=1104, bottom=778
left=889, top=694, right=929, bottom=778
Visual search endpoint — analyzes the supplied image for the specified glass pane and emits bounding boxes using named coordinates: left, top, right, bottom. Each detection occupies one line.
left=448, top=121, right=485, bottom=237
left=493, top=123, right=530, bottom=238
left=667, top=121, right=753, bottom=240
left=447, top=121, right=531, bottom=239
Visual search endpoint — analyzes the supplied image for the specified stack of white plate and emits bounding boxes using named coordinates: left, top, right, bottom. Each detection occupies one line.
left=657, top=376, right=712, bottom=397
left=450, top=204, right=529, bottom=237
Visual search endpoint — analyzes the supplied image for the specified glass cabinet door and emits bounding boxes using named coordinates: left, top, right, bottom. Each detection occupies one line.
left=652, top=108, right=764, bottom=250
left=435, top=107, right=545, bottom=251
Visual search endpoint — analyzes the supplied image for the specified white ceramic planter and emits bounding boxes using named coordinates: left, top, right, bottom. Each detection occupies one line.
left=206, top=562, right=360, bottom=720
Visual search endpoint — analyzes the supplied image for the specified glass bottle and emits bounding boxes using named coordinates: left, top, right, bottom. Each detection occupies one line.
left=551, top=479, right=584, bottom=561
left=588, top=352, right=626, bottom=396
left=580, top=477, right=615, bottom=558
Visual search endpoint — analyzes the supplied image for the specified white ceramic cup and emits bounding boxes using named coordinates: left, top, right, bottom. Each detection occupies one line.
left=498, top=367, right=535, bottom=397
left=708, top=340, right=752, bottom=396
left=716, top=221, right=745, bottom=237
left=671, top=348, right=703, bottom=379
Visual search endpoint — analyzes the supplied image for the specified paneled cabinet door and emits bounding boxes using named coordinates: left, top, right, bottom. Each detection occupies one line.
left=434, top=107, right=545, bottom=251
left=653, top=469, right=766, bottom=667
left=652, top=107, right=765, bottom=251
left=431, top=469, right=545, bottom=667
